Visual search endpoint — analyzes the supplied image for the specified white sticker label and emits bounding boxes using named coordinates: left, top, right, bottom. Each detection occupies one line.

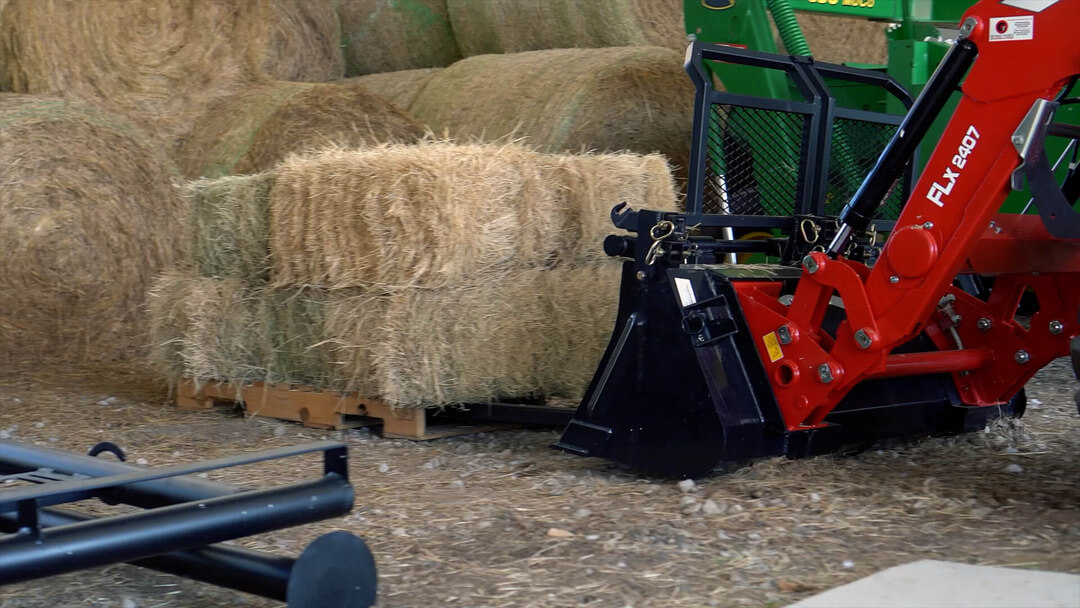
left=989, top=16, right=1034, bottom=41
left=674, top=277, right=697, bottom=307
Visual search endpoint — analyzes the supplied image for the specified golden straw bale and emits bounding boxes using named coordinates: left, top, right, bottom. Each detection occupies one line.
left=0, top=94, right=185, bottom=361
left=338, top=0, right=460, bottom=76
left=447, top=0, right=685, bottom=56
left=0, top=0, right=344, bottom=151
left=177, top=80, right=425, bottom=178
left=409, top=47, right=695, bottom=178
left=344, top=68, right=443, bottom=111
left=269, top=142, right=563, bottom=289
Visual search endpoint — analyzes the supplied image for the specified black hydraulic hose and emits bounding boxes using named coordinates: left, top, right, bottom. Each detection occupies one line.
left=827, top=38, right=979, bottom=257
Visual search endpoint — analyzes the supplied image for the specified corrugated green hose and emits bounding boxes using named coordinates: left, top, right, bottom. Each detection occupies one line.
left=766, top=0, right=811, bottom=56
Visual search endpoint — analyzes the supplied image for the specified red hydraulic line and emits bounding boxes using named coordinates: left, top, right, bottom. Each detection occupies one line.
left=867, top=349, right=992, bottom=379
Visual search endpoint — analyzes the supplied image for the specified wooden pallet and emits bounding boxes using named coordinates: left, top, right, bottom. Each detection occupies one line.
left=175, top=379, right=517, bottom=440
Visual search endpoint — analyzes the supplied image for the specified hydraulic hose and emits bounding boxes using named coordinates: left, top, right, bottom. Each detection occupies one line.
left=766, top=0, right=811, bottom=56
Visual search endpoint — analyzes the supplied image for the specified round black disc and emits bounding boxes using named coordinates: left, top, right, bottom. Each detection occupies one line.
left=286, top=531, right=377, bottom=608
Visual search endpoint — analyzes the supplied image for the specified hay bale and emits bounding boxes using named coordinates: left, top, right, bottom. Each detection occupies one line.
left=338, top=0, right=460, bottom=76
left=447, top=0, right=685, bottom=56
left=541, top=262, right=622, bottom=399
left=408, top=47, right=695, bottom=178
left=187, top=173, right=274, bottom=282
left=177, top=81, right=426, bottom=178
left=148, top=272, right=342, bottom=389
left=270, top=142, right=562, bottom=289
left=0, top=0, right=344, bottom=151
left=269, top=143, right=678, bottom=289
left=344, top=68, right=443, bottom=111
left=0, top=94, right=185, bottom=361
left=795, top=14, right=888, bottom=65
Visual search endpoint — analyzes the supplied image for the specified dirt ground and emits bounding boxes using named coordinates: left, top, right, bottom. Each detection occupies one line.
left=0, top=360, right=1077, bottom=608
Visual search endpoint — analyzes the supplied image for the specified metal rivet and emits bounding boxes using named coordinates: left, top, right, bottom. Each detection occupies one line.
left=777, top=325, right=793, bottom=345
left=1014, top=350, right=1030, bottom=364
left=635, top=270, right=646, bottom=281
left=854, top=329, right=873, bottom=349
left=817, top=364, right=834, bottom=384
left=889, top=276, right=900, bottom=284
left=922, top=222, right=934, bottom=229
left=977, top=317, right=992, bottom=332
left=802, top=255, right=819, bottom=274
left=1048, top=320, right=1064, bottom=335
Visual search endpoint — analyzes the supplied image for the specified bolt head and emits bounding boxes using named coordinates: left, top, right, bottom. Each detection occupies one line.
left=1048, top=320, right=1064, bottom=335
left=977, top=317, right=992, bottom=331
left=635, top=270, right=646, bottom=281
left=802, top=255, right=819, bottom=274
left=854, top=329, right=873, bottom=349
left=817, top=364, right=834, bottom=383
left=922, top=221, right=934, bottom=229
left=1014, top=350, right=1030, bottom=364
left=889, top=276, right=900, bottom=284
left=777, top=325, right=793, bottom=345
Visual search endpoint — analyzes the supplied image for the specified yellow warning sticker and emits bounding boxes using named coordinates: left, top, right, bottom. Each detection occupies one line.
left=763, top=332, right=784, bottom=363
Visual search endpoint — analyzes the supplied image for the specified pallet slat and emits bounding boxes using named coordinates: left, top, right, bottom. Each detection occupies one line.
left=174, top=379, right=516, bottom=439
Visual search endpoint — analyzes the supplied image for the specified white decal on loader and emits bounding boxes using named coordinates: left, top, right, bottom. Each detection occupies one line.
left=926, top=125, right=980, bottom=208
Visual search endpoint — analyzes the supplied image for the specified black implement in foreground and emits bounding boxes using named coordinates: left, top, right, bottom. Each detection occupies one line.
left=0, top=440, right=377, bottom=607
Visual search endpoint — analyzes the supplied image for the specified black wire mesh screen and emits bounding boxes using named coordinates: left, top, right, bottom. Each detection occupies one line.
left=824, top=118, right=905, bottom=219
left=701, top=104, right=807, bottom=216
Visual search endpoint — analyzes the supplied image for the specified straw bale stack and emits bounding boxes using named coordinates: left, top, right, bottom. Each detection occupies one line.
left=187, top=173, right=274, bottom=282
left=0, top=0, right=344, bottom=151
left=447, top=0, right=685, bottom=56
left=408, top=47, right=694, bottom=178
left=344, top=68, right=443, bottom=111
left=268, top=142, right=677, bottom=289
left=177, top=81, right=426, bottom=178
left=0, top=95, right=185, bottom=361
left=148, top=263, right=622, bottom=406
left=338, top=0, right=460, bottom=76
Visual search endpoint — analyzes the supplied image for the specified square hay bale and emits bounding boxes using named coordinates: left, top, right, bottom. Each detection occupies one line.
left=188, top=173, right=274, bottom=282
left=268, top=142, right=678, bottom=289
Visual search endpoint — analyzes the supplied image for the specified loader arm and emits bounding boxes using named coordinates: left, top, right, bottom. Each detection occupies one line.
left=738, top=0, right=1080, bottom=429
left=555, top=0, right=1078, bottom=478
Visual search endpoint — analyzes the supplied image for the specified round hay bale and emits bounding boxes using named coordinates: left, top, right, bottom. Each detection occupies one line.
left=447, top=0, right=685, bottom=56
left=344, top=68, right=443, bottom=111
left=795, top=13, right=888, bottom=65
left=0, top=94, right=185, bottom=361
left=0, top=0, right=343, bottom=95
left=338, top=0, right=461, bottom=76
left=0, top=0, right=344, bottom=152
left=177, top=81, right=426, bottom=178
left=409, top=47, right=695, bottom=178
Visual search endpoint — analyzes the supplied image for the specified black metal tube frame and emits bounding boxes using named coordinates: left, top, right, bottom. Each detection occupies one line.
left=683, top=41, right=916, bottom=231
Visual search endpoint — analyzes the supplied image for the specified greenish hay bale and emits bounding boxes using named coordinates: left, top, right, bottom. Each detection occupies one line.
left=147, top=272, right=341, bottom=389
left=0, top=94, right=185, bottom=361
left=0, top=0, right=344, bottom=152
left=344, top=68, right=443, bottom=111
left=795, top=13, right=887, bottom=65
left=187, top=173, right=274, bottom=282
left=270, top=142, right=564, bottom=289
left=338, top=0, right=460, bottom=76
left=447, top=0, right=685, bottom=56
left=408, top=47, right=695, bottom=179
left=269, top=142, right=677, bottom=289
left=178, top=81, right=425, bottom=178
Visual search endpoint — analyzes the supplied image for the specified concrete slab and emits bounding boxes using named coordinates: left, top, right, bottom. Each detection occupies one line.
left=789, top=559, right=1080, bottom=608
